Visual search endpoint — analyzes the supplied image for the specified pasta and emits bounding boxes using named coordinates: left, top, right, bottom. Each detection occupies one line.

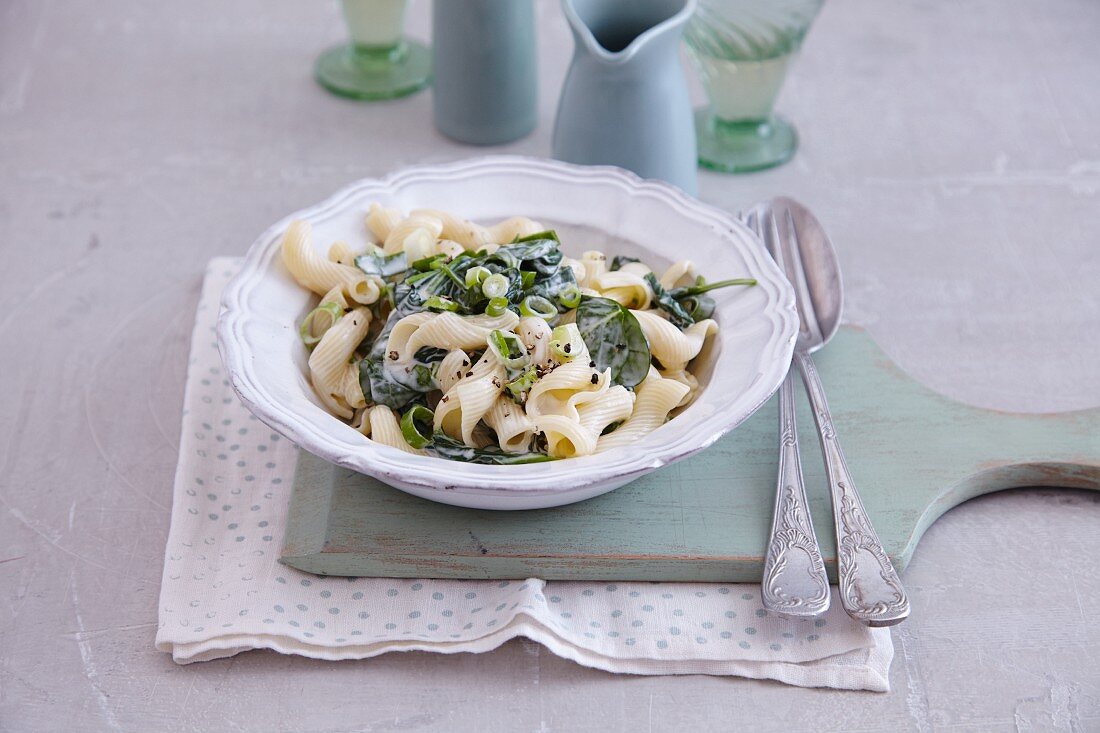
left=437, top=349, right=472, bottom=393
left=434, top=351, right=505, bottom=444
left=308, top=307, right=372, bottom=418
left=389, top=311, right=520, bottom=362
left=517, top=316, right=553, bottom=368
left=280, top=206, right=756, bottom=463
left=484, top=396, right=535, bottom=453
left=597, top=369, right=690, bottom=452
left=411, top=208, right=544, bottom=251
left=659, top=259, right=694, bottom=290
left=631, top=309, right=718, bottom=373
left=590, top=271, right=651, bottom=309
left=281, top=220, right=383, bottom=305
left=366, top=203, right=403, bottom=242
left=658, top=368, right=700, bottom=408
left=382, top=213, right=444, bottom=254
left=537, top=383, right=636, bottom=458
left=361, top=405, right=426, bottom=455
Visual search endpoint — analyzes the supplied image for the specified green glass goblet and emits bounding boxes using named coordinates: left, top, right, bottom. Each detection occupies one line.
left=315, top=0, right=431, bottom=101
left=684, top=0, right=823, bottom=173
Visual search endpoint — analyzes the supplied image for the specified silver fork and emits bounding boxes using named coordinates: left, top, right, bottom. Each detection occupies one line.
left=743, top=208, right=830, bottom=619
left=745, top=198, right=910, bottom=627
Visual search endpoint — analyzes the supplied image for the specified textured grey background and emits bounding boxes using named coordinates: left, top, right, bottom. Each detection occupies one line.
left=1, top=0, right=1098, bottom=730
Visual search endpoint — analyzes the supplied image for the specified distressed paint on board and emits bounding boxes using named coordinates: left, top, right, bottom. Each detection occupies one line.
left=280, top=326, right=1100, bottom=580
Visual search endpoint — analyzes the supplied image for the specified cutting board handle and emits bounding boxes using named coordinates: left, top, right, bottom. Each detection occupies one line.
left=970, top=407, right=1100, bottom=468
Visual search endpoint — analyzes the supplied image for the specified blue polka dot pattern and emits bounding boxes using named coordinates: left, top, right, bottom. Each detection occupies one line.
left=156, top=261, right=882, bottom=683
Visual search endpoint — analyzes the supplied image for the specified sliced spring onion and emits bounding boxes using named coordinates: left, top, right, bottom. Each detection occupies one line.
left=512, top=229, right=560, bottom=243
left=437, top=263, right=466, bottom=289
left=519, top=295, right=557, bottom=320
left=400, top=405, right=434, bottom=449
left=482, top=273, right=509, bottom=299
left=424, top=294, right=459, bottom=312
left=380, top=282, right=395, bottom=312
left=465, top=266, right=491, bottom=288
left=505, top=365, right=539, bottom=402
left=549, top=324, right=584, bottom=362
left=520, top=270, right=536, bottom=290
left=298, top=302, right=343, bottom=347
left=485, top=296, right=509, bottom=317
left=412, top=363, right=436, bottom=388
left=557, top=283, right=582, bottom=310
left=411, top=253, right=448, bottom=272
left=404, top=269, right=435, bottom=286
left=487, top=329, right=530, bottom=371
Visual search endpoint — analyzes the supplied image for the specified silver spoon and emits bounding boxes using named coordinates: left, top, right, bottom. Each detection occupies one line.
left=745, top=198, right=910, bottom=627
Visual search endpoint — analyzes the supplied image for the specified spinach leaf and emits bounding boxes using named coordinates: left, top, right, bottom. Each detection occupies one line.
left=391, top=282, right=422, bottom=314
left=495, top=239, right=558, bottom=262
left=526, top=262, right=578, bottom=304
left=359, top=310, right=430, bottom=408
left=643, top=272, right=695, bottom=329
left=359, top=233, right=588, bottom=408
left=497, top=267, right=525, bottom=309
left=354, top=250, right=408, bottom=280
left=359, top=358, right=418, bottom=410
left=396, top=261, right=483, bottom=314
left=610, top=255, right=641, bottom=272
left=413, top=346, right=450, bottom=363
left=491, top=239, right=562, bottom=276
left=667, top=277, right=757, bottom=299
left=525, top=249, right=564, bottom=277
left=574, top=296, right=651, bottom=388
left=364, top=351, right=436, bottom=403
left=426, top=432, right=554, bottom=465
left=389, top=233, right=573, bottom=317
left=677, top=293, right=715, bottom=321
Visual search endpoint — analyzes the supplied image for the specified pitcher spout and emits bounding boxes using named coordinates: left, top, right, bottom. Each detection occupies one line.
left=563, top=0, right=697, bottom=64
left=553, top=0, right=699, bottom=194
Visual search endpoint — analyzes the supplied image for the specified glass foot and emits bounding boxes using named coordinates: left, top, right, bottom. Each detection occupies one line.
left=695, top=111, right=799, bottom=173
left=314, top=39, right=430, bottom=101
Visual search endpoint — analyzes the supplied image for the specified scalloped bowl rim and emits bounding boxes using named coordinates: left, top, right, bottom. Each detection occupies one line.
left=217, top=156, right=797, bottom=507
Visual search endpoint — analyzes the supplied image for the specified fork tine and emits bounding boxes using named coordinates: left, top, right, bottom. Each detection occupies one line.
left=783, top=205, right=800, bottom=264
left=742, top=208, right=757, bottom=237
left=773, top=204, right=826, bottom=346
left=782, top=205, right=807, bottom=290
left=763, top=205, right=785, bottom=268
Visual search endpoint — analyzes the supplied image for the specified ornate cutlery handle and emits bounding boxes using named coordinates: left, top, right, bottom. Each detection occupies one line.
left=761, top=372, right=830, bottom=617
left=795, top=351, right=910, bottom=627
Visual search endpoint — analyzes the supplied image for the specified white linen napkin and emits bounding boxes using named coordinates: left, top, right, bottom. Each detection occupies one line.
left=155, top=258, right=893, bottom=691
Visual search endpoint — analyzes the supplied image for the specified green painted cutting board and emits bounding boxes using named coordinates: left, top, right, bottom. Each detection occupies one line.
left=280, top=326, right=1100, bottom=581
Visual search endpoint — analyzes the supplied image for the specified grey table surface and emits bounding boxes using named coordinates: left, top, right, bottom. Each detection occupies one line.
left=1, top=0, right=1098, bottom=730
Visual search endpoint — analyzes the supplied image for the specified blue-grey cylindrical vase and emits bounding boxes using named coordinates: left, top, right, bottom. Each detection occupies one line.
left=431, top=0, right=538, bottom=145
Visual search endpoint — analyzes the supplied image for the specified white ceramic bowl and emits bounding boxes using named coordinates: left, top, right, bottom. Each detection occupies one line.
left=218, top=156, right=796, bottom=510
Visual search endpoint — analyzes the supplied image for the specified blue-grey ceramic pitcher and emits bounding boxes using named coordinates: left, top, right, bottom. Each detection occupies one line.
left=552, top=0, right=698, bottom=195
